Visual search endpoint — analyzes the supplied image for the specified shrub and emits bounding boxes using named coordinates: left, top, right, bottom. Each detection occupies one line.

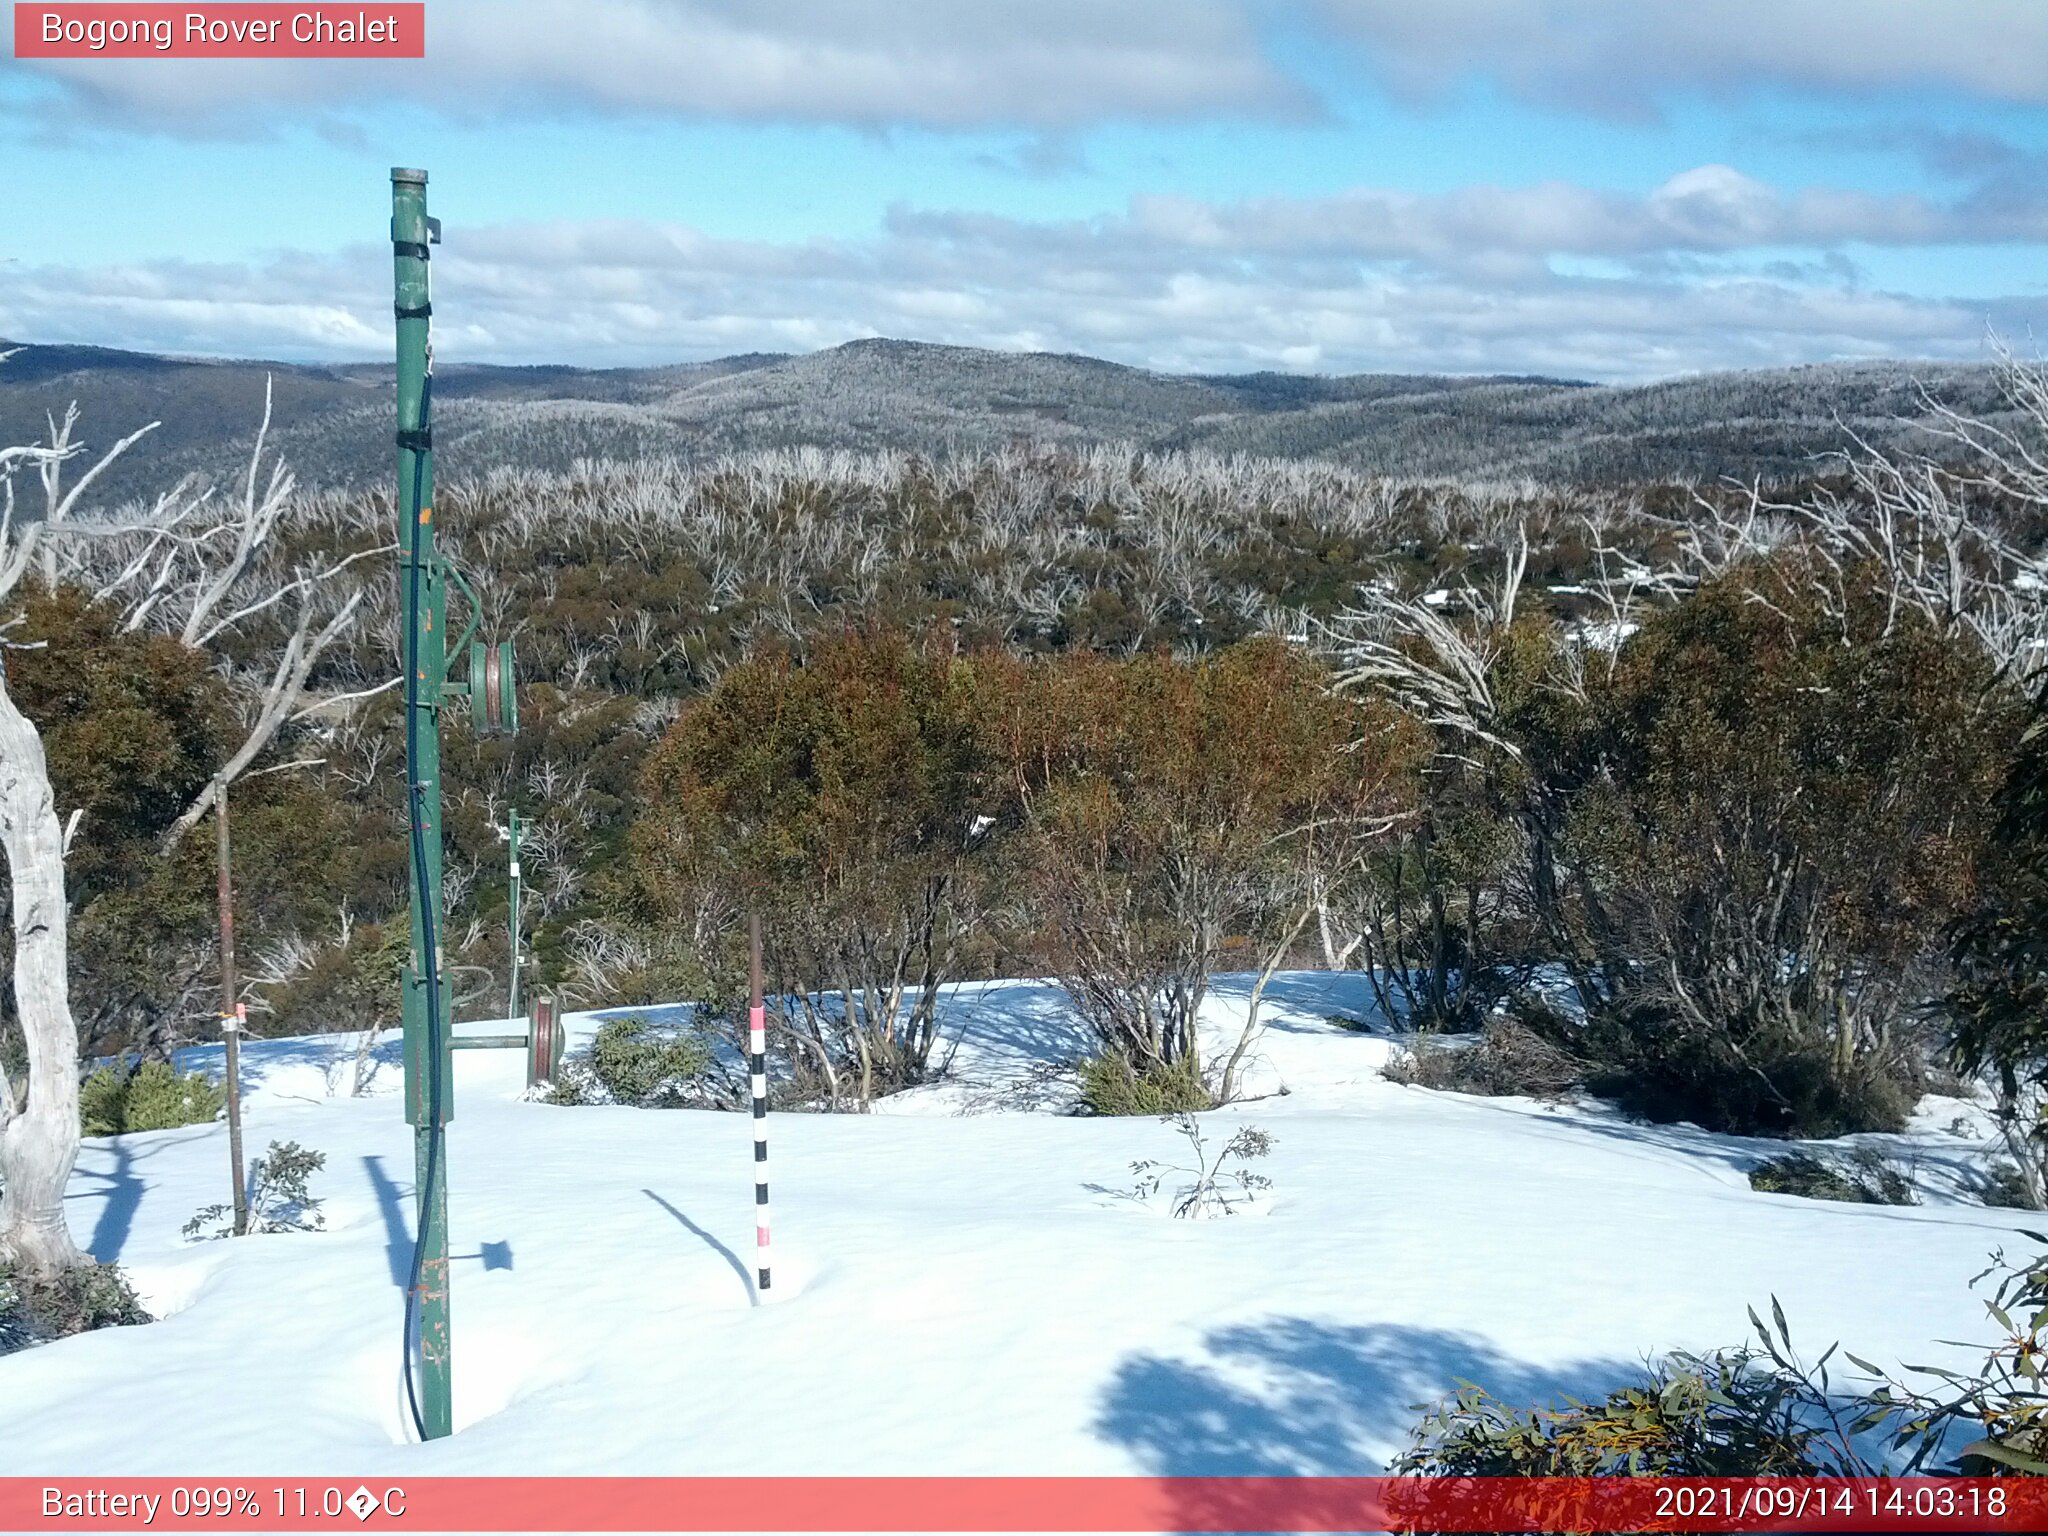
left=1749, top=1149, right=1917, bottom=1206
left=1950, top=680, right=2048, bottom=1210
left=78, top=1059, right=224, bottom=1135
left=77, top=1066, right=128, bottom=1137
left=1394, top=1347, right=1842, bottom=1484
left=1519, top=567, right=2015, bottom=1138
left=183, top=1140, right=327, bottom=1239
left=986, top=640, right=1414, bottom=1092
left=633, top=630, right=989, bottom=1104
left=588, top=1016, right=713, bottom=1106
left=0, top=1262, right=149, bottom=1355
left=1394, top=1243, right=2048, bottom=1491
left=1977, top=1162, right=2040, bottom=1210
left=1080, top=1049, right=1212, bottom=1117
left=1127, top=1113, right=1274, bottom=1217
left=122, top=1060, right=227, bottom=1132
left=1385, top=1015, right=1582, bottom=1100
left=1574, top=1018, right=1913, bottom=1139
left=539, top=1062, right=599, bottom=1106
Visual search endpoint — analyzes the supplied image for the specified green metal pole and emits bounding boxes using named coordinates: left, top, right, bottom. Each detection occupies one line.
left=393, top=165, right=453, bottom=1442
left=507, top=806, right=522, bottom=1018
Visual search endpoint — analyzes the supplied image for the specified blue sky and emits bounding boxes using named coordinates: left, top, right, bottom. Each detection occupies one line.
left=3, top=1, right=2046, bottom=379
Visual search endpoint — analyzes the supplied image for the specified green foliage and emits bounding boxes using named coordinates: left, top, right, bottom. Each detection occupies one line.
left=1748, top=1149, right=1917, bottom=1206
left=633, top=629, right=989, bottom=1101
left=1395, top=1242, right=2048, bottom=1490
left=77, top=1066, right=128, bottom=1137
left=1079, top=1049, right=1213, bottom=1117
left=1950, top=683, right=2048, bottom=1192
left=587, top=1016, right=713, bottom=1106
left=1519, top=565, right=2014, bottom=1136
left=1126, top=1113, right=1274, bottom=1217
left=0, top=1262, right=149, bottom=1355
left=1396, top=1349, right=1841, bottom=1481
left=3, top=586, right=236, bottom=1056
left=78, top=1059, right=223, bottom=1136
left=1892, top=1242, right=2048, bottom=1472
left=183, top=1140, right=326, bottom=1239
left=1978, top=1162, right=2041, bottom=1210
left=260, top=921, right=409, bottom=1039
left=1576, top=1020, right=1914, bottom=1139
left=539, top=1064, right=599, bottom=1107
left=984, top=638, right=1418, bottom=1076
left=6, top=586, right=230, bottom=901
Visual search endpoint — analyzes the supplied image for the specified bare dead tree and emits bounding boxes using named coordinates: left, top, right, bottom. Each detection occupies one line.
left=1321, top=526, right=1530, bottom=762
left=96, top=379, right=391, bottom=853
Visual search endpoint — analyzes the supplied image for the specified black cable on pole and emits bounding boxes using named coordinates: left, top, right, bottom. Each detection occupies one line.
left=399, top=367, right=443, bottom=1445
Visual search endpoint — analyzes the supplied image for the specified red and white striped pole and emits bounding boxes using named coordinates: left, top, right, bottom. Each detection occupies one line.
left=748, top=914, right=772, bottom=1296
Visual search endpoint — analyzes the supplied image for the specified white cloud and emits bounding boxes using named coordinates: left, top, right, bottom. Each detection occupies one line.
left=3, top=170, right=2036, bottom=381
left=922, top=169, right=2048, bottom=262
left=1305, top=0, right=2048, bottom=116
left=11, top=0, right=1301, bottom=134
left=13, top=2, right=2048, bottom=140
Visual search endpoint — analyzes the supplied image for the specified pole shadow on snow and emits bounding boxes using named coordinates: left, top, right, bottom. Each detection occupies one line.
left=364, top=1156, right=515, bottom=1283
left=1095, top=1317, right=1632, bottom=1529
left=643, top=1189, right=755, bottom=1304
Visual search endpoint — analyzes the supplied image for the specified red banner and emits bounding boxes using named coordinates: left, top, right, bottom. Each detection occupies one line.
left=13, top=4, right=425, bottom=58
left=3, top=1477, right=2044, bottom=1532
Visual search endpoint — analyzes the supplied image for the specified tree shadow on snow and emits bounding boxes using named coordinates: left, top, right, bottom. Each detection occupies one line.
left=1207, top=971, right=1393, bottom=1034
left=930, top=979, right=1093, bottom=1073
left=1095, top=1316, right=1632, bottom=1526
left=173, top=1032, right=405, bottom=1100
left=69, top=1130, right=208, bottom=1262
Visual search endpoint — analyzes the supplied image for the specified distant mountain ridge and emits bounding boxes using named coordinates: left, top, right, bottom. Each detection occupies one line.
left=0, top=336, right=2016, bottom=501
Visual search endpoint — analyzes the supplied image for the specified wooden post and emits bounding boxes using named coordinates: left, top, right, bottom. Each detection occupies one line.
left=214, top=781, right=248, bottom=1238
left=526, top=994, right=558, bottom=1089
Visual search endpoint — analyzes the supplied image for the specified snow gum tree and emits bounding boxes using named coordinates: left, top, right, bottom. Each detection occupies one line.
left=980, top=637, right=1417, bottom=1100
left=0, top=375, right=371, bottom=1275
left=0, top=402, right=169, bottom=1277
left=632, top=629, right=989, bottom=1105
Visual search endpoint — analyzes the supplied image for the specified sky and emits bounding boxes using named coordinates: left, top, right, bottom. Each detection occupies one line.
left=2, top=0, right=2046, bottom=381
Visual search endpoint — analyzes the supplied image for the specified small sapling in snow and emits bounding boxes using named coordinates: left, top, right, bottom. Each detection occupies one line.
left=1128, top=1111, right=1273, bottom=1217
left=183, top=1140, right=326, bottom=1239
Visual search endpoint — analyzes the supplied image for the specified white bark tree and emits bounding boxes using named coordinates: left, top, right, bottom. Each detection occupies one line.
left=0, top=382, right=192, bottom=1277
left=1, top=373, right=380, bottom=1275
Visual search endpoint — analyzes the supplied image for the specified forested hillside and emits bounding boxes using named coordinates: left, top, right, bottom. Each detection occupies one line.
left=0, top=337, right=2017, bottom=501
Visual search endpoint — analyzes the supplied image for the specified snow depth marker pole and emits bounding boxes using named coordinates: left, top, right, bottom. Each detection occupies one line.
left=749, top=914, right=772, bottom=1296
left=505, top=806, right=523, bottom=1018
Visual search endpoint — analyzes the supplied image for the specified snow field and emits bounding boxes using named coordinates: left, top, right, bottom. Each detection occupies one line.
left=0, top=973, right=2030, bottom=1478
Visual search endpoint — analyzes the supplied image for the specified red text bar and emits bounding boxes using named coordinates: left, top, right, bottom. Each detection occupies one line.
left=14, top=4, right=425, bottom=58
left=3, top=1477, right=2044, bottom=1532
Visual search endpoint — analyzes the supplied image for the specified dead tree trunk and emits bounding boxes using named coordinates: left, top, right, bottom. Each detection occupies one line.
left=0, top=664, right=85, bottom=1278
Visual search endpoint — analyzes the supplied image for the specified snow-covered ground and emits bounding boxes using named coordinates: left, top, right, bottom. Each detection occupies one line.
left=0, top=972, right=2030, bottom=1476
